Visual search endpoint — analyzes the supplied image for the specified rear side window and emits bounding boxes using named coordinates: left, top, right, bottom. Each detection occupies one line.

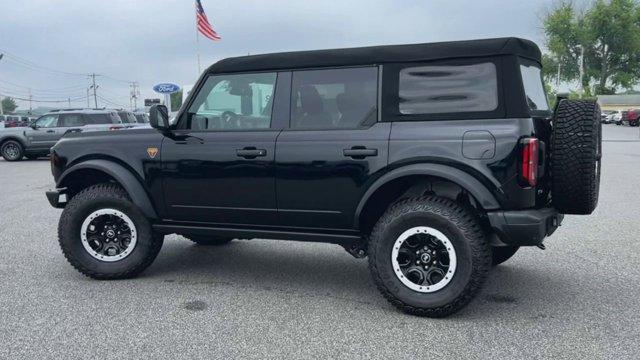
left=84, top=113, right=112, bottom=125
left=59, top=114, right=84, bottom=127
left=520, top=64, right=549, bottom=111
left=398, top=63, right=498, bottom=115
left=290, top=67, right=378, bottom=129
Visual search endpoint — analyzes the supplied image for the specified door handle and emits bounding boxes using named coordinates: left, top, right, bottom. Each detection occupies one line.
left=236, top=147, right=267, bottom=159
left=46, top=130, right=55, bottom=133
left=343, top=146, right=378, bottom=159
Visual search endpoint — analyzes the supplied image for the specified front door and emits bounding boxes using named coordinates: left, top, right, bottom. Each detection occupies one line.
left=25, top=114, right=60, bottom=150
left=162, top=71, right=283, bottom=226
left=275, top=67, right=390, bottom=230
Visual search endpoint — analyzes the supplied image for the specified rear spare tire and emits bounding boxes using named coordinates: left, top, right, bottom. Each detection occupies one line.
left=551, top=100, right=601, bottom=215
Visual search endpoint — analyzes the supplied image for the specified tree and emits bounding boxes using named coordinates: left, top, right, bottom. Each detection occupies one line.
left=543, top=0, right=640, bottom=95
left=1, top=97, right=18, bottom=113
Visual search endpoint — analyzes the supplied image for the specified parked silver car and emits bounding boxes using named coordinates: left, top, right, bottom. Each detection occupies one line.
left=0, top=109, right=124, bottom=161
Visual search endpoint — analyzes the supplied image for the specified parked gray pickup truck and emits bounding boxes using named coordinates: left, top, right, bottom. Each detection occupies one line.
left=0, top=109, right=124, bottom=161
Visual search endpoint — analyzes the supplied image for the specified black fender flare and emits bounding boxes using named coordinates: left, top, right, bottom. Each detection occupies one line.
left=57, top=159, right=158, bottom=219
left=0, top=136, right=27, bottom=149
left=354, top=163, right=501, bottom=225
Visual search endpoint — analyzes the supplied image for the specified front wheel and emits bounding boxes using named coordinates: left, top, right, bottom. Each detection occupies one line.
left=368, top=196, right=491, bottom=317
left=1, top=140, right=24, bottom=161
left=58, top=183, right=163, bottom=279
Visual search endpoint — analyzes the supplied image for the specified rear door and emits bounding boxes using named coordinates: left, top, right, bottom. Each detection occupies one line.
left=57, top=113, right=85, bottom=137
left=162, top=71, right=288, bottom=226
left=275, top=66, right=390, bottom=229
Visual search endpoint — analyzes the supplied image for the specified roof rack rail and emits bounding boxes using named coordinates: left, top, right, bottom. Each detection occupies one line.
left=50, top=108, right=86, bottom=112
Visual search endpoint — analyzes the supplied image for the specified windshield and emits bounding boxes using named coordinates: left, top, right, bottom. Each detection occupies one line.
left=520, top=64, right=550, bottom=112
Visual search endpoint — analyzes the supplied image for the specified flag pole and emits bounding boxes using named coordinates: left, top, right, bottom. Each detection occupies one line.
left=195, top=3, right=202, bottom=75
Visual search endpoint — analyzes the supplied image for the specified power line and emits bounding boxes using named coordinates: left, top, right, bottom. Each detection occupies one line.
left=7, top=95, right=88, bottom=103
left=0, top=79, right=87, bottom=93
left=97, top=95, right=127, bottom=108
left=0, top=50, right=89, bottom=77
left=0, top=87, right=86, bottom=99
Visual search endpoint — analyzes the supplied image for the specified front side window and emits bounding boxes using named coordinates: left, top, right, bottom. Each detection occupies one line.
left=185, top=72, right=277, bottom=131
left=520, top=64, right=550, bottom=111
left=291, top=67, right=378, bottom=129
left=35, top=114, right=58, bottom=128
left=398, top=62, right=498, bottom=115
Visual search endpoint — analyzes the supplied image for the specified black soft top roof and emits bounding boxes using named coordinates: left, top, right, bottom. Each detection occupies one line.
left=208, top=37, right=541, bottom=74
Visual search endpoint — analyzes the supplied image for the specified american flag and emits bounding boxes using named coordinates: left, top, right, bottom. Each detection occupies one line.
left=196, top=0, right=221, bottom=41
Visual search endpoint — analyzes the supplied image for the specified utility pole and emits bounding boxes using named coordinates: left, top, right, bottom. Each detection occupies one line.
left=68, top=98, right=71, bottom=107
left=28, top=88, right=32, bottom=114
left=130, top=82, right=140, bottom=111
left=90, top=73, right=98, bottom=108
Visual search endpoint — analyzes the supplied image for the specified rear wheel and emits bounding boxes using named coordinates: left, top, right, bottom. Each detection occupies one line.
left=551, top=100, right=602, bottom=215
left=58, top=183, right=163, bottom=279
left=186, top=235, right=233, bottom=246
left=491, top=246, right=519, bottom=266
left=1, top=140, right=24, bottom=161
left=368, top=196, right=491, bottom=317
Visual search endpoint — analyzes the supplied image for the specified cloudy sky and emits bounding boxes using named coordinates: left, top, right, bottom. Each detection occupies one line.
left=0, top=0, right=565, bottom=111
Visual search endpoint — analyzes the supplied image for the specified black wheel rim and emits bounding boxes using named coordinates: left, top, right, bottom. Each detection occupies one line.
left=80, top=209, right=137, bottom=262
left=392, top=227, right=457, bottom=293
left=3, top=143, right=20, bottom=160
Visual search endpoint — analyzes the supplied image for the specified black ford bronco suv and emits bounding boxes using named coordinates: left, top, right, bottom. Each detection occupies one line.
left=47, top=38, right=601, bottom=317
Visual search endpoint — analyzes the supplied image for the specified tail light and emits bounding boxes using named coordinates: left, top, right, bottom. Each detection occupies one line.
left=521, top=138, right=539, bottom=187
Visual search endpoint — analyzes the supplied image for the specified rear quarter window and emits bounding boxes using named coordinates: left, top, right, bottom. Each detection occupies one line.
left=382, top=58, right=505, bottom=121
left=84, top=113, right=113, bottom=125
left=520, top=64, right=549, bottom=112
left=398, top=63, right=498, bottom=114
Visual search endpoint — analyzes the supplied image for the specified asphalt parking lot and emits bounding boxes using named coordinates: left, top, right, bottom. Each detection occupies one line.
left=1, top=125, right=639, bottom=359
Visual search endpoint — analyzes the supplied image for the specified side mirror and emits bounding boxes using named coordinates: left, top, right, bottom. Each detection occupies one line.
left=149, top=105, right=169, bottom=131
left=30, top=123, right=38, bottom=130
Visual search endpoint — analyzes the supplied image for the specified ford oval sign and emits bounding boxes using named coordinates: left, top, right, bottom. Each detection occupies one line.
left=153, top=83, right=181, bottom=94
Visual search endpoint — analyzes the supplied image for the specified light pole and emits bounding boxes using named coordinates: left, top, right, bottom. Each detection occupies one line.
left=577, top=45, right=585, bottom=97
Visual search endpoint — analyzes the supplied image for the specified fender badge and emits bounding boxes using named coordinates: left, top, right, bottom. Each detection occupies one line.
left=147, top=147, right=159, bottom=159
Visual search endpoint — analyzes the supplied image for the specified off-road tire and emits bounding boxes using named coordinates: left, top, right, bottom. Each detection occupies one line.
left=58, top=183, right=163, bottom=279
left=186, top=235, right=233, bottom=246
left=551, top=100, right=601, bottom=215
left=491, top=246, right=519, bottom=266
left=368, top=196, right=491, bottom=317
left=1, top=140, right=24, bottom=161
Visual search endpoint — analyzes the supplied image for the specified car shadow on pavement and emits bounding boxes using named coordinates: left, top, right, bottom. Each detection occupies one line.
left=134, top=237, right=595, bottom=317
left=143, top=237, right=379, bottom=304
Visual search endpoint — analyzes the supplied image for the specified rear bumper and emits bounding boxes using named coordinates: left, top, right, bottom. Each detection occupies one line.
left=46, top=188, right=67, bottom=208
left=487, top=208, right=563, bottom=246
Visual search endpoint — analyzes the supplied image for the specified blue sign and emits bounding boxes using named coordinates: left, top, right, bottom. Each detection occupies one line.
left=153, top=83, right=181, bottom=94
